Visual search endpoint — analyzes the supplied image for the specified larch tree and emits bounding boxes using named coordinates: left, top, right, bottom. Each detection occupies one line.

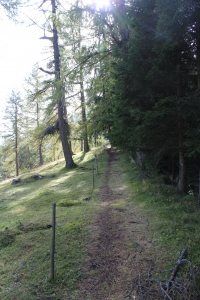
left=65, top=3, right=90, bottom=152
left=38, top=0, right=76, bottom=168
left=2, top=90, right=23, bottom=176
left=24, top=65, right=47, bottom=167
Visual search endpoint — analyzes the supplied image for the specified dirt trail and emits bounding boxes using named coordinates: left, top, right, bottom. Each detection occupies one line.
left=78, top=148, right=159, bottom=300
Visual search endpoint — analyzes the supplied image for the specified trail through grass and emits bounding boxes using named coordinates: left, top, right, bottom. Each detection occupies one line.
left=0, top=148, right=200, bottom=299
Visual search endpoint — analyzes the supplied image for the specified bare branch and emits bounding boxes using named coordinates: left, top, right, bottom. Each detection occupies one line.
left=39, top=67, right=55, bottom=75
left=65, top=91, right=80, bottom=99
left=38, top=0, right=50, bottom=9
left=39, top=36, right=53, bottom=42
left=64, top=50, right=111, bottom=80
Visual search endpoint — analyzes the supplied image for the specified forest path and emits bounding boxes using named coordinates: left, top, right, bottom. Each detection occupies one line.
left=78, top=148, right=159, bottom=300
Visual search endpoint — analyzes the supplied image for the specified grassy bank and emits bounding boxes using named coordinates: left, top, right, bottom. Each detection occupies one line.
left=120, top=152, right=200, bottom=267
left=0, top=148, right=108, bottom=300
left=1, top=148, right=200, bottom=299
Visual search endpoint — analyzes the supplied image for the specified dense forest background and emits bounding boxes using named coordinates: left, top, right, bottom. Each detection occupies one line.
left=1, top=0, right=200, bottom=195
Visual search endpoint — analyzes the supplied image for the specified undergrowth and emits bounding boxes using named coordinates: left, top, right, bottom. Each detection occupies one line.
left=120, top=152, right=200, bottom=267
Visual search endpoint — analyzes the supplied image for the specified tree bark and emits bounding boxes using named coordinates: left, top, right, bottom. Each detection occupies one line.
left=80, top=81, right=89, bottom=152
left=196, top=11, right=200, bottom=89
left=15, top=99, right=19, bottom=176
left=36, top=101, right=43, bottom=166
left=63, top=101, right=73, bottom=155
left=39, top=143, right=43, bottom=166
left=177, top=64, right=187, bottom=193
left=51, top=0, right=76, bottom=168
left=178, top=144, right=187, bottom=194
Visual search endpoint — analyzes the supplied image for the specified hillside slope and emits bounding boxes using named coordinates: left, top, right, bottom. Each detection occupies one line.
left=0, top=147, right=199, bottom=300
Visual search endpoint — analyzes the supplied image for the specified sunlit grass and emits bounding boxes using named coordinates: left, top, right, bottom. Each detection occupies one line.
left=0, top=147, right=108, bottom=300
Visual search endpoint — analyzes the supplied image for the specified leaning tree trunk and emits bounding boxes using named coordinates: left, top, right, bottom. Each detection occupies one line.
left=51, top=0, right=75, bottom=168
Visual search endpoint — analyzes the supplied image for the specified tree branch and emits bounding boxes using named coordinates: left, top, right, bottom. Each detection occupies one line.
left=64, top=50, right=111, bottom=80
left=65, top=91, right=80, bottom=99
left=40, top=36, right=53, bottom=42
left=39, top=67, right=55, bottom=75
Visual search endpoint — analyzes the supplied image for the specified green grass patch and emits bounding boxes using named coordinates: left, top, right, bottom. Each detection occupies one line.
left=57, top=199, right=82, bottom=207
left=120, top=152, right=200, bottom=267
left=111, top=200, right=127, bottom=211
left=0, top=228, right=20, bottom=249
left=0, top=147, right=108, bottom=300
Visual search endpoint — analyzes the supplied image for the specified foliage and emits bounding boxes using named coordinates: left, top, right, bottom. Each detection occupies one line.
left=91, top=0, right=200, bottom=193
left=2, top=0, right=200, bottom=191
left=0, top=0, right=21, bottom=19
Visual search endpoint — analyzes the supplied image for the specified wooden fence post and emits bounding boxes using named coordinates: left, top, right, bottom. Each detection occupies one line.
left=92, top=164, right=95, bottom=189
left=51, top=203, right=56, bottom=280
left=95, top=154, right=99, bottom=174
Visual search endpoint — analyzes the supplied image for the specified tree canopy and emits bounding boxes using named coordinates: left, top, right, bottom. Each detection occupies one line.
left=1, top=0, right=200, bottom=194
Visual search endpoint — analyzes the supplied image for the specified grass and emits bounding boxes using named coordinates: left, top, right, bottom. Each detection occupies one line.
left=1, top=147, right=200, bottom=299
left=0, top=147, right=108, bottom=300
left=120, top=152, right=200, bottom=267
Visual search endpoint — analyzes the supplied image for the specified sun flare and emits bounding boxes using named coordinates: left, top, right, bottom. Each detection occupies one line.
left=83, top=0, right=111, bottom=10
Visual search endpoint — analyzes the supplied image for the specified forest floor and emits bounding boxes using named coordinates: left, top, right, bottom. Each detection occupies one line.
left=77, top=148, right=163, bottom=300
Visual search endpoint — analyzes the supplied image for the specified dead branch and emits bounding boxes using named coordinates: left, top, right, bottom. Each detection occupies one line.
left=160, top=284, right=172, bottom=300
left=39, top=67, right=55, bottom=75
left=128, top=251, right=200, bottom=300
left=167, top=248, right=187, bottom=291
left=39, top=36, right=54, bottom=42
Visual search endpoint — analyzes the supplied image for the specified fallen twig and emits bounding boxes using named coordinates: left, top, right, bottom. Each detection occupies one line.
left=166, top=248, right=187, bottom=291
left=160, top=284, right=172, bottom=300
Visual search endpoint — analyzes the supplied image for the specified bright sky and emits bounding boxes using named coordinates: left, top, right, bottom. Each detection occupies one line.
left=0, top=18, right=45, bottom=115
left=0, top=0, right=111, bottom=142
left=0, top=0, right=110, bottom=106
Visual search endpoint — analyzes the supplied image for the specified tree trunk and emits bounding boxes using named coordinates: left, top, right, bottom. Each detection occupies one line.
left=178, top=146, right=187, bottom=194
left=196, top=7, right=200, bottom=197
left=196, top=15, right=200, bottom=89
left=37, top=102, right=43, bottom=166
left=15, top=101, right=19, bottom=176
left=63, top=102, right=73, bottom=155
left=177, top=64, right=187, bottom=193
left=51, top=0, right=75, bottom=168
left=15, top=141, right=19, bottom=176
left=39, top=143, right=43, bottom=166
left=80, top=81, right=89, bottom=152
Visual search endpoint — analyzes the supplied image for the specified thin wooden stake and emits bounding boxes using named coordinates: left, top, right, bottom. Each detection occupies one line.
left=51, top=203, right=56, bottom=280
left=95, top=155, right=99, bottom=174
left=92, top=164, right=95, bottom=189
